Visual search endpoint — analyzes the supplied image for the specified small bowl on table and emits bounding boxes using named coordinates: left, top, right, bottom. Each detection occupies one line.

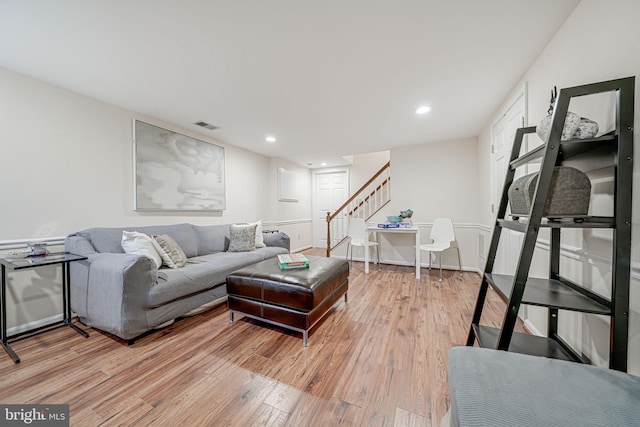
left=387, top=216, right=403, bottom=224
left=400, top=210, right=413, bottom=219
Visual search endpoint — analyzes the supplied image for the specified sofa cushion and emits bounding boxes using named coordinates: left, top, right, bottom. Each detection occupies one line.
left=121, top=231, right=162, bottom=268
left=192, top=224, right=230, bottom=255
left=133, top=224, right=198, bottom=258
left=149, top=251, right=262, bottom=307
left=152, top=234, right=187, bottom=268
left=80, top=223, right=198, bottom=258
left=228, top=224, right=257, bottom=252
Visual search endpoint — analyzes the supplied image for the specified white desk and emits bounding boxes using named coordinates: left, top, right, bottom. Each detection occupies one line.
left=365, top=226, right=420, bottom=279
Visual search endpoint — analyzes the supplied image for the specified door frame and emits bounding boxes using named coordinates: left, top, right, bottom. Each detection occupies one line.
left=490, top=82, right=528, bottom=216
left=311, top=167, right=350, bottom=248
left=490, top=81, right=528, bottom=318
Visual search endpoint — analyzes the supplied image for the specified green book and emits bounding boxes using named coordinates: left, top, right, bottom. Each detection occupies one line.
left=277, top=253, right=310, bottom=269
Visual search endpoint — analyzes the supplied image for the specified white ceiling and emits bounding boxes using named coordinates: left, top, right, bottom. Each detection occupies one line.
left=0, top=0, right=580, bottom=168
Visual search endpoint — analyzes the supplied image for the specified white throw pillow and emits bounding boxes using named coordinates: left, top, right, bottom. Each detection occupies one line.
left=121, top=231, right=162, bottom=268
left=251, top=219, right=266, bottom=248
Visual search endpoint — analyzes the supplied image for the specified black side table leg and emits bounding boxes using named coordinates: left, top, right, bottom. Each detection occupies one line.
left=63, top=262, right=89, bottom=338
left=1, top=265, right=20, bottom=363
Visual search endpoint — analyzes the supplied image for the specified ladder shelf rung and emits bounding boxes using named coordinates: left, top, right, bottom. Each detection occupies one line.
left=498, top=217, right=615, bottom=230
left=472, top=324, right=579, bottom=362
left=510, top=132, right=617, bottom=169
left=485, top=273, right=611, bottom=315
left=497, top=219, right=527, bottom=232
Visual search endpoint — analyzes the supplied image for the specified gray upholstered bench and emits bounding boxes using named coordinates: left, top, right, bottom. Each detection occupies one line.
left=226, top=255, right=349, bottom=346
left=446, top=347, right=640, bottom=426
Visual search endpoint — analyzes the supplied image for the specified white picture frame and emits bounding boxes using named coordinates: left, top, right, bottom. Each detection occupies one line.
left=278, top=168, right=299, bottom=202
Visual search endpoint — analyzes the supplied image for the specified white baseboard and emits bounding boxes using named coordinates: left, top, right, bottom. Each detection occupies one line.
left=329, top=253, right=481, bottom=274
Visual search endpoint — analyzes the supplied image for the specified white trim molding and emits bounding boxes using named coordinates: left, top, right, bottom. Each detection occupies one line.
left=0, top=236, right=66, bottom=251
left=263, top=218, right=312, bottom=227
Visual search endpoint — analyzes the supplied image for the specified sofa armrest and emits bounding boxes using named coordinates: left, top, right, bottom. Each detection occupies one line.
left=65, top=233, right=99, bottom=259
left=69, top=251, right=158, bottom=340
left=264, top=232, right=290, bottom=251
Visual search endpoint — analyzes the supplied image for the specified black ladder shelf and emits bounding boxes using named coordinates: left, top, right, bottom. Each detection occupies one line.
left=466, top=77, right=635, bottom=372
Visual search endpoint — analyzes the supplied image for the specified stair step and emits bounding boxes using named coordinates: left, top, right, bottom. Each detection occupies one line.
left=486, top=273, right=610, bottom=315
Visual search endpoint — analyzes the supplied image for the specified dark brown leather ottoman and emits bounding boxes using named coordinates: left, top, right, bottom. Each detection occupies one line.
left=226, top=255, right=349, bottom=346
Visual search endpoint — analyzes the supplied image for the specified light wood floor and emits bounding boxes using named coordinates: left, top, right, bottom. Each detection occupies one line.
left=0, top=250, right=524, bottom=426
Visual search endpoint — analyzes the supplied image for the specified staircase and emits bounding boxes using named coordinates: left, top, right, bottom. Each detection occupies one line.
left=325, top=161, right=391, bottom=256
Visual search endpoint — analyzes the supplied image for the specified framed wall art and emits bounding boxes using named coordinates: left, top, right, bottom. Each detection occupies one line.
left=278, top=167, right=299, bottom=202
left=133, top=120, right=226, bottom=211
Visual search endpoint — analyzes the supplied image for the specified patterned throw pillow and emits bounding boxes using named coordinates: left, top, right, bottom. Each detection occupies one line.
left=152, top=234, right=188, bottom=268
left=228, top=223, right=257, bottom=252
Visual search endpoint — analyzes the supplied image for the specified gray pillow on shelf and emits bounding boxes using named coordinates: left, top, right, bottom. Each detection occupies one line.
left=228, top=224, right=257, bottom=252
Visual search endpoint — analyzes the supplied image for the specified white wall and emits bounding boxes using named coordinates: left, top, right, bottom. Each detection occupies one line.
left=348, top=150, right=390, bottom=194
left=0, top=67, right=281, bottom=237
left=267, top=158, right=313, bottom=252
left=355, top=138, right=481, bottom=270
left=0, top=67, right=312, bottom=332
left=477, top=0, right=640, bottom=374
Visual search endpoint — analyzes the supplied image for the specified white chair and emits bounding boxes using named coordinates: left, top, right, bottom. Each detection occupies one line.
left=419, top=218, right=462, bottom=281
left=346, top=218, right=379, bottom=265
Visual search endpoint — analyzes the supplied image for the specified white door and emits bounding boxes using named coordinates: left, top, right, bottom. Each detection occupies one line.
left=492, top=90, right=526, bottom=275
left=313, top=170, right=348, bottom=248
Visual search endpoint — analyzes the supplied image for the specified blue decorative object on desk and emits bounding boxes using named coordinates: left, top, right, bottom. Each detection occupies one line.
left=387, top=216, right=402, bottom=223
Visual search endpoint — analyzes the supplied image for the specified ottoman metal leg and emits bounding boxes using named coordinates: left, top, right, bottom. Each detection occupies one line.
left=230, top=311, right=235, bottom=323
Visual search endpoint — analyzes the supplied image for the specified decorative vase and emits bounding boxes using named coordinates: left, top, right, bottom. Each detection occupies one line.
left=536, top=111, right=581, bottom=142
left=573, top=117, right=599, bottom=139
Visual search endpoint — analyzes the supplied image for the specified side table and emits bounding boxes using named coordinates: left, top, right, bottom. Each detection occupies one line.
left=0, top=252, right=89, bottom=363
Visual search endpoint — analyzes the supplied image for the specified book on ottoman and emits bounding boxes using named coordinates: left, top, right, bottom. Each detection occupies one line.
left=277, top=253, right=310, bottom=269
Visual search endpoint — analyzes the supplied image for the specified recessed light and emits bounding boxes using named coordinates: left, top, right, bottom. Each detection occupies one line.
left=265, top=136, right=276, bottom=143
left=415, top=106, right=431, bottom=115
left=320, top=162, right=328, bottom=166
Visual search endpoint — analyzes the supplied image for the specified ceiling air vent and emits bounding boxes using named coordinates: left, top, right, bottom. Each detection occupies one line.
left=193, top=121, right=219, bottom=130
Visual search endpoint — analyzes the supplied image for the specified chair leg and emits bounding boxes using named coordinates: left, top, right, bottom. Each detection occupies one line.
left=455, top=247, right=463, bottom=276
left=439, top=252, right=443, bottom=282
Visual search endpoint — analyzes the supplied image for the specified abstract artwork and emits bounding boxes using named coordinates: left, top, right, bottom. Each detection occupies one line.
left=134, top=120, right=225, bottom=211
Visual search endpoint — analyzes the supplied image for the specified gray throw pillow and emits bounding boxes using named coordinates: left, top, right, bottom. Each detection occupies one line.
left=228, top=224, right=257, bottom=252
left=152, top=234, right=188, bottom=268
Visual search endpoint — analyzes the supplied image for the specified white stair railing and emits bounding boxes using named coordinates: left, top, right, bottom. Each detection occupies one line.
left=326, top=162, right=391, bottom=256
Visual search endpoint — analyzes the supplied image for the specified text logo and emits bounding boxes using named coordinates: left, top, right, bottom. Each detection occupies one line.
left=1, top=405, right=69, bottom=426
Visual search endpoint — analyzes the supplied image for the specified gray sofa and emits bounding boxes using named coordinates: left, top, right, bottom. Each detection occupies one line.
left=65, top=223, right=290, bottom=341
